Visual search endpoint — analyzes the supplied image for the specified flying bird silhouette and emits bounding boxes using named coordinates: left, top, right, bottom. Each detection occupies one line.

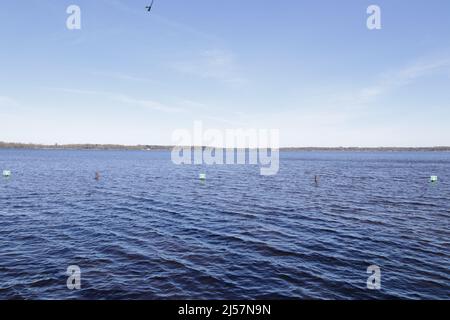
left=146, top=0, right=155, bottom=12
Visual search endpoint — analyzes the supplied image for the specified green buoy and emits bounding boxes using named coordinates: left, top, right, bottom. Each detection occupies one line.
left=430, top=175, right=438, bottom=183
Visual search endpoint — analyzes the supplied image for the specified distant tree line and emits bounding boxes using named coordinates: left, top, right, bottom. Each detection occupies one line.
left=0, top=142, right=172, bottom=150
left=0, top=141, right=449, bottom=151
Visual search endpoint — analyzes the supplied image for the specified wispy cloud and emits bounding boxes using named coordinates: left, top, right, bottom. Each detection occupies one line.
left=114, top=94, right=184, bottom=113
left=177, top=99, right=209, bottom=110
left=171, top=49, right=246, bottom=86
left=0, top=95, right=19, bottom=108
left=245, top=55, right=450, bottom=132
left=49, top=88, right=108, bottom=96
left=47, top=87, right=184, bottom=114
left=99, top=0, right=221, bottom=43
left=201, top=115, right=250, bottom=127
left=175, top=99, right=251, bottom=125
left=347, top=57, right=450, bottom=106
left=91, top=71, right=152, bottom=83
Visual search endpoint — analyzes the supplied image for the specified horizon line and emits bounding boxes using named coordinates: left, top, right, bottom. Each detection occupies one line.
left=1, top=141, right=450, bottom=151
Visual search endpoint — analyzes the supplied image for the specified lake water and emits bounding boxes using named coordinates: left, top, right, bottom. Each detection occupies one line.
left=0, top=150, right=449, bottom=299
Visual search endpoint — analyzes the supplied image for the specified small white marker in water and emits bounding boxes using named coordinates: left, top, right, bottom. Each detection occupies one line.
left=430, top=175, right=438, bottom=183
left=2, top=170, right=11, bottom=177
left=199, top=173, right=206, bottom=180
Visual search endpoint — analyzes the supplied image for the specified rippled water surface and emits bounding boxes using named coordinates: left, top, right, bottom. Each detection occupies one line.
left=0, top=150, right=449, bottom=299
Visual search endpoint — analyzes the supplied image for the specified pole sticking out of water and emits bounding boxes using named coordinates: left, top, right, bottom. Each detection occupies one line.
left=314, top=175, right=319, bottom=185
left=95, top=172, right=100, bottom=181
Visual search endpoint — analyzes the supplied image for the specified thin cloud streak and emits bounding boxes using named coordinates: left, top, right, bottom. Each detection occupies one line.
left=46, top=87, right=184, bottom=114
left=91, top=71, right=153, bottom=83
left=0, top=96, right=19, bottom=107
left=99, top=0, right=221, bottom=43
left=171, top=49, right=247, bottom=86
left=352, top=57, right=450, bottom=106
left=114, top=94, right=184, bottom=113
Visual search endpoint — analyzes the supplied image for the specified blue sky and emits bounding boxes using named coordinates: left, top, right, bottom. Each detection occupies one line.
left=0, top=0, right=449, bottom=147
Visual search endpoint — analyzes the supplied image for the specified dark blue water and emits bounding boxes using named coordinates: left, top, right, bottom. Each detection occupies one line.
left=0, top=150, right=449, bottom=299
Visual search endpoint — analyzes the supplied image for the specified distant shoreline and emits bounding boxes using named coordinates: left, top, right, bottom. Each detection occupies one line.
left=1, top=142, right=449, bottom=152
